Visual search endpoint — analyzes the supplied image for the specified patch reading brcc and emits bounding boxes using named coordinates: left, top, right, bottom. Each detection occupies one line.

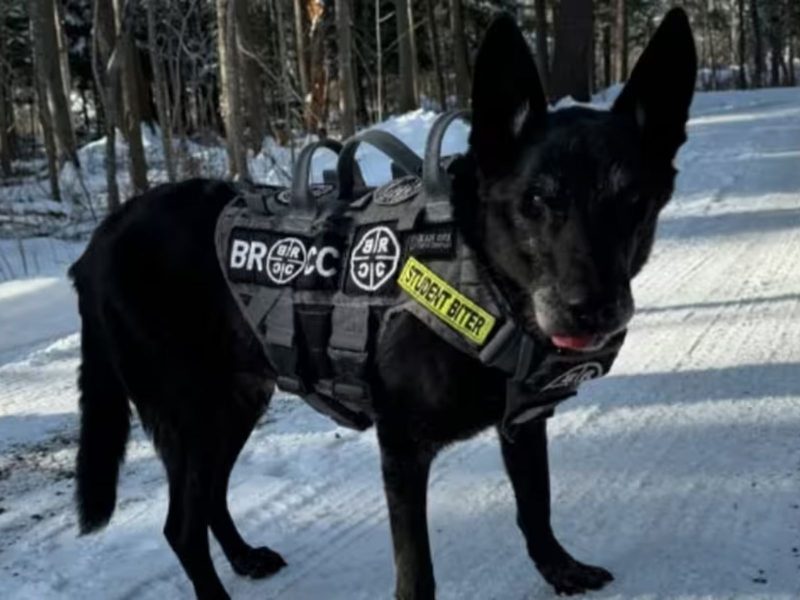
left=398, top=256, right=496, bottom=345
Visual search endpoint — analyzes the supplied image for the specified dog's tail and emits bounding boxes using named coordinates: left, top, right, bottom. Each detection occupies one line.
left=71, top=262, right=130, bottom=534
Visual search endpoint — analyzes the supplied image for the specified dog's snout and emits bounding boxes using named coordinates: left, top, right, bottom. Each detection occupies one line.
left=556, top=285, right=633, bottom=334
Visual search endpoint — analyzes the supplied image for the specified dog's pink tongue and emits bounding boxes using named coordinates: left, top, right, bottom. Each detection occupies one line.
left=550, top=335, right=595, bottom=350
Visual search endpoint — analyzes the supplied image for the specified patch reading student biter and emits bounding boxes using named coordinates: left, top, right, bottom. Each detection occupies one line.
left=398, top=256, right=496, bottom=345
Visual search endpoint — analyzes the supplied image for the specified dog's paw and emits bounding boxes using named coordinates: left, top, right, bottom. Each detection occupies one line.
left=538, top=557, right=613, bottom=596
left=230, top=546, right=287, bottom=579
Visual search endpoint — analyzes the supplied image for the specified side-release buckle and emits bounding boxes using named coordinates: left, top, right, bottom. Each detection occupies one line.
left=478, top=320, right=524, bottom=375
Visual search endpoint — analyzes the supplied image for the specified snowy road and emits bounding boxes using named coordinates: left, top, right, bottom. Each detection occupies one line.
left=1, top=89, right=800, bottom=599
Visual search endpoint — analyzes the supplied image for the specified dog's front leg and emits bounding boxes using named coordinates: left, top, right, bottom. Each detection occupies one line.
left=377, top=422, right=437, bottom=600
left=499, top=418, right=614, bottom=596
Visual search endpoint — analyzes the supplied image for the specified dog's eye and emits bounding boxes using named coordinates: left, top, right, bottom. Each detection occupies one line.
left=520, top=195, right=544, bottom=219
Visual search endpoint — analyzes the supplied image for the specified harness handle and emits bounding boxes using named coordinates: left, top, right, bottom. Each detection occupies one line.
left=290, top=138, right=343, bottom=216
left=422, top=110, right=470, bottom=196
left=337, top=129, right=423, bottom=201
left=420, top=109, right=470, bottom=222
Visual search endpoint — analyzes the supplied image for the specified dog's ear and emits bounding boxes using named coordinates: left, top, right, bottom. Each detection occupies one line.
left=470, top=13, right=547, bottom=177
left=612, top=8, right=697, bottom=162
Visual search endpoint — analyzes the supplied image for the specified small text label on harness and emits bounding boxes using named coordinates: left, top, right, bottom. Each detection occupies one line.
left=266, top=237, right=307, bottom=284
left=349, top=226, right=400, bottom=292
left=541, top=362, right=604, bottom=391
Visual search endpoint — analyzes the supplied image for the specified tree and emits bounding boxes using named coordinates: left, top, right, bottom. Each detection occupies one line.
left=335, top=0, right=356, bottom=136
left=614, top=0, right=628, bottom=81
left=92, top=0, right=120, bottom=209
left=450, top=0, right=470, bottom=108
left=147, top=0, right=176, bottom=182
left=738, top=0, right=747, bottom=87
left=395, top=0, right=417, bottom=112
left=425, top=0, right=446, bottom=110
left=750, top=0, right=764, bottom=86
left=216, top=0, right=249, bottom=179
left=0, top=2, right=12, bottom=176
left=534, top=0, right=550, bottom=93
left=31, top=0, right=78, bottom=170
left=550, top=0, right=594, bottom=101
left=113, top=0, right=149, bottom=194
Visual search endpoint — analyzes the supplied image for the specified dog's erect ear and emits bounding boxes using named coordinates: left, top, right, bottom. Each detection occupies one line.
left=470, top=13, right=547, bottom=177
left=612, top=8, right=697, bottom=161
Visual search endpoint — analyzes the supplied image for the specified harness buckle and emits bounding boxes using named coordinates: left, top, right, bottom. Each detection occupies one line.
left=477, top=320, right=523, bottom=375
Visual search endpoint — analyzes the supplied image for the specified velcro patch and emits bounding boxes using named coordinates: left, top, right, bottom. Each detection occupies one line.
left=406, top=226, right=456, bottom=259
left=345, top=223, right=402, bottom=295
left=397, top=256, right=496, bottom=345
left=227, top=228, right=344, bottom=289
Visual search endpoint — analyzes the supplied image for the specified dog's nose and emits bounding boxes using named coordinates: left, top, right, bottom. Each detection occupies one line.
left=564, top=292, right=631, bottom=333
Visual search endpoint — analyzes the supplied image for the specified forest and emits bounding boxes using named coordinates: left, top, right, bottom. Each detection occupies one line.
left=0, top=0, right=798, bottom=212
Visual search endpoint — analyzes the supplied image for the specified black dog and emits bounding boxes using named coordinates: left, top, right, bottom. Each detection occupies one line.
left=70, top=10, right=696, bottom=600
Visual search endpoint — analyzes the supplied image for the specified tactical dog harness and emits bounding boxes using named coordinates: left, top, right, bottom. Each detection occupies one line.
left=215, top=111, right=625, bottom=438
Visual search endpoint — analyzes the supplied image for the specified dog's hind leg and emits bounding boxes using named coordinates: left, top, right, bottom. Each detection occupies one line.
left=499, top=418, right=614, bottom=596
left=210, top=381, right=287, bottom=579
left=161, top=418, right=231, bottom=600
left=377, top=421, right=438, bottom=600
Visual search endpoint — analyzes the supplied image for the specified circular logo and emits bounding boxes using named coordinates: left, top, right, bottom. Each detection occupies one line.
left=266, top=237, right=307, bottom=284
left=541, top=362, right=604, bottom=391
left=349, top=226, right=401, bottom=291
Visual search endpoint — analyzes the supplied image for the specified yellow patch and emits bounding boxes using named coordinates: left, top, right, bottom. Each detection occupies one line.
left=397, top=256, right=496, bottom=345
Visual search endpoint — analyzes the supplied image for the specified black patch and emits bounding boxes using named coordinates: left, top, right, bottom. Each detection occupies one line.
left=294, top=231, right=345, bottom=290
left=344, top=222, right=402, bottom=295
left=226, top=227, right=343, bottom=289
left=373, top=176, right=421, bottom=206
left=406, top=226, right=456, bottom=259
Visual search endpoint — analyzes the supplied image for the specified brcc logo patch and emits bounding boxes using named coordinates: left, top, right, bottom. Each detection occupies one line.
left=227, top=228, right=343, bottom=289
left=266, top=237, right=306, bottom=284
left=348, top=225, right=401, bottom=293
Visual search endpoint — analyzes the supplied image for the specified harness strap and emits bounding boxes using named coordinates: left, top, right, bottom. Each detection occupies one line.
left=290, top=139, right=343, bottom=218
left=396, top=110, right=469, bottom=230
left=337, top=129, right=423, bottom=201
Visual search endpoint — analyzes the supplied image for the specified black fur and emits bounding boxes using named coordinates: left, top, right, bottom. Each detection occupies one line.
left=71, top=10, right=696, bottom=600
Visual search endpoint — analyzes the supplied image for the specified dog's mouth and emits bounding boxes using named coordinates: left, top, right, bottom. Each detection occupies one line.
left=549, top=334, right=608, bottom=352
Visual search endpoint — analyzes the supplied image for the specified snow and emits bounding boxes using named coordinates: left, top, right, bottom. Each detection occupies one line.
left=2, top=88, right=800, bottom=598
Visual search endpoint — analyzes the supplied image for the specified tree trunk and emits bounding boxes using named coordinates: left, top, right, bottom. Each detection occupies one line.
left=750, top=0, right=763, bottom=87
left=236, top=0, right=268, bottom=151
left=375, top=0, right=384, bottom=121
left=32, top=40, right=60, bottom=201
left=766, top=0, right=783, bottom=86
left=425, top=0, right=447, bottom=110
left=273, top=0, right=293, bottom=149
left=293, top=0, right=310, bottom=102
left=216, top=0, right=233, bottom=168
left=614, top=0, right=627, bottom=82
left=113, top=0, right=148, bottom=193
left=335, top=0, right=356, bottom=136
left=738, top=0, right=747, bottom=88
left=31, top=0, right=78, bottom=169
left=450, top=0, right=470, bottom=108
left=602, top=19, right=612, bottom=89
left=54, top=0, right=73, bottom=123
left=407, top=0, right=420, bottom=104
left=307, top=0, right=328, bottom=132
left=217, top=0, right=250, bottom=180
left=92, top=0, right=120, bottom=209
left=534, top=0, right=550, bottom=93
left=550, top=0, right=593, bottom=102
left=395, top=0, right=417, bottom=112
left=147, top=0, right=176, bottom=182
left=0, top=2, right=12, bottom=176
